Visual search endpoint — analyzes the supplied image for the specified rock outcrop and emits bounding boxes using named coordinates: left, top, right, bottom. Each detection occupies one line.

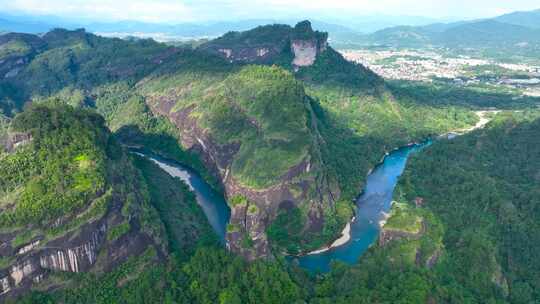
left=199, top=20, right=328, bottom=69
left=2, top=132, right=32, bottom=153
left=0, top=221, right=106, bottom=298
left=0, top=196, right=157, bottom=300
left=146, top=77, right=337, bottom=260
left=0, top=33, right=45, bottom=79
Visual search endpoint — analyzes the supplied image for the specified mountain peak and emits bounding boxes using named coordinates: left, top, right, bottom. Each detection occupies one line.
left=294, top=20, right=313, bottom=32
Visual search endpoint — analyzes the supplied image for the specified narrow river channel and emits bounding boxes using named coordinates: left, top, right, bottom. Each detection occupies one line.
left=291, top=141, right=432, bottom=272
left=132, top=150, right=231, bottom=242
left=133, top=141, right=430, bottom=272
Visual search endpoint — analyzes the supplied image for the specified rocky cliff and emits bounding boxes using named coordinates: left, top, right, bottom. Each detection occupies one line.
left=0, top=33, right=45, bottom=80
left=143, top=65, right=340, bottom=259
left=0, top=104, right=166, bottom=300
left=199, top=20, right=328, bottom=69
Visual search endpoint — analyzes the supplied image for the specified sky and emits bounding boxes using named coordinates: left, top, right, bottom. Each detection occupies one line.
left=0, top=0, right=539, bottom=23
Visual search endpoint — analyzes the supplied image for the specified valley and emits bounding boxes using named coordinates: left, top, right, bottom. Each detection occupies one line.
left=0, top=6, right=539, bottom=303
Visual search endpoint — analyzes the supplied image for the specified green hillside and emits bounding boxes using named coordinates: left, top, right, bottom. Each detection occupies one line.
left=295, top=111, right=540, bottom=304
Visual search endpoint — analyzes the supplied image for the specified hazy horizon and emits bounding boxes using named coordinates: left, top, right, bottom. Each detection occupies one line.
left=0, top=0, right=538, bottom=25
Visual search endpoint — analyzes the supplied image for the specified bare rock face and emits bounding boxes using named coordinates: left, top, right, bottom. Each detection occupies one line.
left=147, top=91, right=337, bottom=260
left=200, top=20, right=328, bottom=69
left=379, top=220, right=425, bottom=247
left=291, top=40, right=319, bottom=67
left=2, top=132, right=32, bottom=153
left=0, top=221, right=107, bottom=298
left=0, top=188, right=160, bottom=300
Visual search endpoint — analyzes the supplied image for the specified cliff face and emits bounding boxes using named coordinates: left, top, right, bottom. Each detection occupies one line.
left=0, top=33, right=45, bottom=80
left=144, top=66, right=339, bottom=259
left=199, top=20, right=328, bottom=69
left=0, top=198, right=156, bottom=299
left=0, top=105, right=165, bottom=300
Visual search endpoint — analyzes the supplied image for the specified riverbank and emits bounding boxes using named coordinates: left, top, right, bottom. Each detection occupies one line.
left=441, top=110, right=500, bottom=138
left=306, top=217, right=355, bottom=255
left=302, top=111, right=500, bottom=257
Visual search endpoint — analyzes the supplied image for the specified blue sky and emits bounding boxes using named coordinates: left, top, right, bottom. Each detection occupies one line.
left=0, top=0, right=539, bottom=23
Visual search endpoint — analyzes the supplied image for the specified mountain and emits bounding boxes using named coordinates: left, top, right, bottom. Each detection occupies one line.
left=361, top=17, right=540, bottom=59
left=354, top=8, right=540, bottom=57
left=494, top=8, right=540, bottom=29
left=0, top=13, right=366, bottom=44
left=436, top=20, right=540, bottom=47
left=365, top=25, right=436, bottom=47
left=0, top=20, right=487, bottom=302
left=0, top=102, right=215, bottom=298
left=308, top=111, right=540, bottom=303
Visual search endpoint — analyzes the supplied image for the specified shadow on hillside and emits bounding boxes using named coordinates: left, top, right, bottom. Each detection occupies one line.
left=389, top=80, right=540, bottom=110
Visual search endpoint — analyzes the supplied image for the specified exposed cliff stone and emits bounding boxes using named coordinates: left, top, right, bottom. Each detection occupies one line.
left=379, top=220, right=425, bottom=247
left=39, top=224, right=105, bottom=273
left=0, top=198, right=161, bottom=300
left=199, top=20, right=328, bottom=69
left=146, top=85, right=337, bottom=260
left=2, top=132, right=32, bottom=153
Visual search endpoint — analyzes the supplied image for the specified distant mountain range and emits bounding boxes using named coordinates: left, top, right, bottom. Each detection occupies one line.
left=0, top=13, right=367, bottom=42
left=1, top=9, right=539, bottom=50
left=361, top=9, right=540, bottom=49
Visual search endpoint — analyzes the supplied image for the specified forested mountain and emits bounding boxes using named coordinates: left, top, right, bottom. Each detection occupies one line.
left=354, top=8, right=540, bottom=61
left=494, top=9, right=540, bottom=29
left=364, top=19, right=540, bottom=48
left=292, top=111, right=540, bottom=304
left=0, top=103, right=214, bottom=300
left=3, top=18, right=537, bottom=303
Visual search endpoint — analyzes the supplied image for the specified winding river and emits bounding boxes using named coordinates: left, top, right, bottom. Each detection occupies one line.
left=132, top=112, right=494, bottom=272
left=134, top=142, right=430, bottom=272
left=132, top=151, right=231, bottom=241
left=291, top=142, right=431, bottom=272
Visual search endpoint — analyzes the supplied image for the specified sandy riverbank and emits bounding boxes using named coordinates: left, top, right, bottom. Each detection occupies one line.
left=304, top=110, right=500, bottom=256
left=306, top=217, right=355, bottom=255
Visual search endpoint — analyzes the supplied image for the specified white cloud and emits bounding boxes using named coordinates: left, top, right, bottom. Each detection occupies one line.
left=2, top=0, right=194, bottom=22
left=1, top=0, right=539, bottom=22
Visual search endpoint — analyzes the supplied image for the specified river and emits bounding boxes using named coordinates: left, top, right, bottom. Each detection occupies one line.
left=290, top=141, right=431, bottom=272
left=132, top=151, right=231, bottom=241
left=134, top=142, right=430, bottom=272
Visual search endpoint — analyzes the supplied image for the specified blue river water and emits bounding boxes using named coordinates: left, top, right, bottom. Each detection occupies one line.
left=134, top=141, right=429, bottom=272
left=290, top=141, right=431, bottom=272
left=132, top=150, right=231, bottom=241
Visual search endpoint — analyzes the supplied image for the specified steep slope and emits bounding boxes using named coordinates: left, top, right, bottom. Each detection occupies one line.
left=142, top=65, right=343, bottom=258
left=0, top=25, right=477, bottom=260
left=311, top=111, right=540, bottom=303
left=199, top=20, right=328, bottom=68
left=200, top=20, right=383, bottom=90
left=494, top=9, right=540, bottom=29
left=0, top=103, right=212, bottom=300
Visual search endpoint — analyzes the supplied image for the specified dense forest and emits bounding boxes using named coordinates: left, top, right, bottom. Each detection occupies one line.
left=12, top=109, right=539, bottom=304
left=2, top=22, right=540, bottom=303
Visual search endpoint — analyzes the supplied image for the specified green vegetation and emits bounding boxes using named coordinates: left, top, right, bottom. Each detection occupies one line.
left=0, top=39, right=32, bottom=58
left=267, top=207, right=305, bottom=253
left=133, top=155, right=216, bottom=255
left=202, top=65, right=311, bottom=188
left=390, top=80, right=540, bottom=109
left=309, top=89, right=476, bottom=202
left=106, top=221, right=131, bottom=242
left=7, top=25, right=539, bottom=304
left=386, top=110, right=540, bottom=302
left=229, top=195, right=249, bottom=207
left=384, top=203, right=423, bottom=234
left=0, top=102, right=108, bottom=226
left=297, top=48, right=383, bottom=91
left=93, top=82, right=223, bottom=191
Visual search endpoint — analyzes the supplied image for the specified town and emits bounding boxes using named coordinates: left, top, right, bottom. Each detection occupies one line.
left=341, top=49, right=540, bottom=97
